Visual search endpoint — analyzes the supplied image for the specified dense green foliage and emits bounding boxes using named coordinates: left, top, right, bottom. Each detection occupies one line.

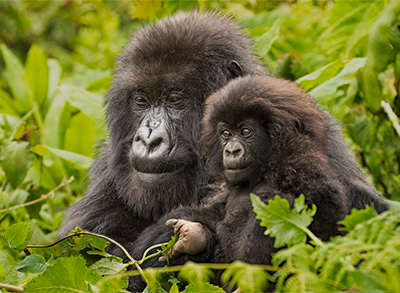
left=0, top=0, right=399, bottom=292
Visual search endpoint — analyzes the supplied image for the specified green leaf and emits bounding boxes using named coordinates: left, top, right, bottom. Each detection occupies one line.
left=59, top=84, right=106, bottom=141
left=309, top=58, right=366, bottom=105
left=47, top=59, right=62, bottom=100
left=90, top=257, right=127, bottom=276
left=254, top=20, right=280, bottom=58
left=25, top=44, right=48, bottom=112
left=296, top=60, right=343, bottom=91
left=31, top=144, right=93, bottom=169
left=5, top=222, right=34, bottom=250
left=339, top=206, right=377, bottom=232
left=24, top=257, right=102, bottom=293
left=0, top=43, right=28, bottom=112
left=16, top=255, right=47, bottom=274
left=0, top=251, right=23, bottom=285
left=349, top=270, right=386, bottom=293
left=251, top=194, right=318, bottom=247
left=169, top=283, right=180, bottom=293
left=178, top=262, right=214, bottom=284
left=93, top=274, right=129, bottom=293
left=0, top=87, right=19, bottom=115
left=221, top=261, right=269, bottom=293
left=2, top=141, right=34, bottom=188
left=182, top=282, right=224, bottom=293
left=43, top=93, right=68, bottom=148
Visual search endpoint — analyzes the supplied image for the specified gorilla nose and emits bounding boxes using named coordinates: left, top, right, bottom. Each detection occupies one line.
left=133, top=129, right=170, bottom=159
left=224, top=141, right=243, bottom=158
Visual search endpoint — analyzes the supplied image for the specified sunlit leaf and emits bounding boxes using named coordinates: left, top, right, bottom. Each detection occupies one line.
left=16, top=255, right=47, bottom=274
left=339, top=206, right=377, bottom=232
left=178, top=262, right=214, bottom=284
left=25, top=44, right=48, bottom=112
left=31, top=144, right=93, bottom=169
left=5, top=222, right=34, bottom=250
left=254, top=20, right=280, bottom=58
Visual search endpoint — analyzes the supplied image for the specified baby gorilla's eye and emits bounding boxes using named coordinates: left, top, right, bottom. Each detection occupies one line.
left=222, top=130, right=231, bottom=138
left=241, top=128, right=251, bottom=137
left=170, top=95, right=181, bottom=103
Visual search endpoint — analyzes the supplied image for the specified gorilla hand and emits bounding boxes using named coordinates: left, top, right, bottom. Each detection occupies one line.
left=159, top=219, right=207, bottom=262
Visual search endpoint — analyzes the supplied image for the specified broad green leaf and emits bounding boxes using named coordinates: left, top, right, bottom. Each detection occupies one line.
left=16, top=255, right=47, bottom=274
left=221, top=261, right=269, bottom=293
left=5, top=222, right=34, bottom=250
left=25, top=44, right=48, bottom=112
left=0, top=263, right=4, bottom=279
left=86, top=75, right=112, bottom=92
left=31, top=144, right=93, bottom=169
left=296, top=60, right=343, bottom=91
left=363, top=0, right=400, bottom=112
left=24, top=257, right=102, bottom=293
left=178, top=262, right=214, bottom=284
left=0, top=251, right=23, bottom=285
left=43, top=93, right=68, bottom=148
left=349, top=270, right=386, bottom=293
left=251, top=194, right=317, bottom=247
left=309, top=57, right=366, bottom=105
left=0, top=43, right=28, bottom=112
left=182, top=282, right=224, bottom=293
left=339, top=206, right=377, bottom=232
left=90, top=258, right=127, bottom=275
left=254, top=20, right=280, bottom=58
left=59, top=84, right=106, bottom=141
left=47, top=59, right=62, bottom=100
left=2, top=141, right=34, bottom=188
left=64, top=112, right=95, bottom=157
left=170, top=283, right=179, bottom=293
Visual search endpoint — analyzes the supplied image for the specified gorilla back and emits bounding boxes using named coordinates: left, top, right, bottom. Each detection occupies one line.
left=58, top=11, right=264, bottom=245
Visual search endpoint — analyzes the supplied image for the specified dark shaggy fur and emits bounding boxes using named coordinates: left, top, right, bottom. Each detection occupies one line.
left=131, top=75, right=388, bottom=291
left=58, top=11, right=264, bottom=249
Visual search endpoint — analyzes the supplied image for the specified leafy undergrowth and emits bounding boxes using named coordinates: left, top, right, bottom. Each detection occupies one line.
left=1, top=195, right=400, bottom=292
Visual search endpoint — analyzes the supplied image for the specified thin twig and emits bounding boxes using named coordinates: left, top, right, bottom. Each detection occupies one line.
left=0, top=283, right=23, bottom=292
left=0, top=176, right=74, bottom=214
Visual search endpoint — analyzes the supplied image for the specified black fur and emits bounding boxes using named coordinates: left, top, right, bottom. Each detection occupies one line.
left=58, top=11, right=264, bottom=248
left=131, top=75, right=388, bottom=291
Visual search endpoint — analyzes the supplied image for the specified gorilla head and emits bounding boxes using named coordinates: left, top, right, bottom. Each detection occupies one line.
left=59, top=11, right=265, bottom=239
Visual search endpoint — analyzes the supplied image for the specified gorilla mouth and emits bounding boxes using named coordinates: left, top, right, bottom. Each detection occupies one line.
left=224, top=165, right=253, bottom=185
left=132, top=166, right=186, bottom=188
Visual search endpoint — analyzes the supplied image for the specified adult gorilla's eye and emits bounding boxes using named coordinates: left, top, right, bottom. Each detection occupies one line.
left=222, top=130, right=231, bottom=138
left=135, top=96, right=147, bottom=105
left=241, top=128, right=251, bottom=137
left=170, top=95, right=182, bottom=103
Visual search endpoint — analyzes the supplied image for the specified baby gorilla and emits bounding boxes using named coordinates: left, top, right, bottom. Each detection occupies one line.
left=133, top=75, right=386, bottom=290
left=160, top=75, right=350, bottom=266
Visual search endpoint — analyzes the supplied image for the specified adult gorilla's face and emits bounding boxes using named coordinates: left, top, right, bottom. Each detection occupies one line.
left=128, top=73, right=200, bottom=188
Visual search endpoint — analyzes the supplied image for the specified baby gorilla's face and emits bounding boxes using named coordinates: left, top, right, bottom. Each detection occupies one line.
left=218, top=119, right=269, bottom=186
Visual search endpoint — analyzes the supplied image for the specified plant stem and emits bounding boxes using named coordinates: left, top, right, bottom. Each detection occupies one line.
left=0, top=176, right=74, bottom=214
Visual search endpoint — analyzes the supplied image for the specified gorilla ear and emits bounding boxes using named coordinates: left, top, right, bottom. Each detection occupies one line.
left=228, top=60, right=243, bottom=79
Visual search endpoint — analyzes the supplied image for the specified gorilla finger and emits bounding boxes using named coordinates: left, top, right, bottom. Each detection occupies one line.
left=165, top=219, right=179, bottom=229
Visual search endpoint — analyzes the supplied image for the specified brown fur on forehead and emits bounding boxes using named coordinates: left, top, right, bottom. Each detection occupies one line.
left=203, top=75, right=327, bottom=142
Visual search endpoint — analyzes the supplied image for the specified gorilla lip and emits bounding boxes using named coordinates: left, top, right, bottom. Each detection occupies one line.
left=134, top=168, right=184, bottom=186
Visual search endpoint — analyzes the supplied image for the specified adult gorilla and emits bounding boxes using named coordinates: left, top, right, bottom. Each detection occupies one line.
left=58, top=11, right=264, bottom=248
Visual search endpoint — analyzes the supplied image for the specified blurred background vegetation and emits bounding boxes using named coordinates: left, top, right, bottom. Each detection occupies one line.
left=0, top=0, right=399, bottom=262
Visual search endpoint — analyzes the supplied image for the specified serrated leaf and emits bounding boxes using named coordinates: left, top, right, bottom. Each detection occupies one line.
left=24, top=257, right=102, bottom=293
left=251, top=194, right=316, bottom=247
left=90, top=257, right=127, bottom=275
left=2, top=141, right=34, bottom=188
left=25, top=44, right=48, bottom=111
left=5, top=222, right=34, bottom=250
left=254, top=20, right=280, bottom=58
left=31, top=144, right=93, bottom=169
left=93, top=273, right=129, bottom=293
left=339, top=206, right=377, bottom=232
left=221, top=261, right=269, bottom=293
left=182, top=282, right=224, bottom=293
left=178, top=262, right=214, bottom=284
left=0, top=251, right=23, bottom=285
left=16, top=255, right=47, bottom=274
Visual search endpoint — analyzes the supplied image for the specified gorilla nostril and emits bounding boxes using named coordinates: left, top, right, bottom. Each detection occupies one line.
left=149, top=137, right=163, bottom=153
